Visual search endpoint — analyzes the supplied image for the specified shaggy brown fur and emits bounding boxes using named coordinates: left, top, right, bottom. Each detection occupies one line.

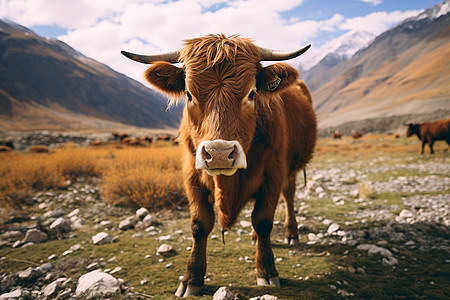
left=138, top=34, right=316, bottom=296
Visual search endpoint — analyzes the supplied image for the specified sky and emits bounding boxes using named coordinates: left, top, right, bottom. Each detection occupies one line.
left=0, top=0, right=443, bottom=85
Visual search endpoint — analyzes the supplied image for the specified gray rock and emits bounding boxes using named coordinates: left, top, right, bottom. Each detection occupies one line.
left=136, top=207, right=149, bottom=219
left=357, top=244, right=393, bottom=257
left=213, top=286, right=235, bottom=300
left=249, top=295, right=278, bottom=300
left=75, top=271, right=120, bottom=299
left=92, top=232, right=111, bottom=245
left=67, top=208, right=80, bottom=217
left=36, top=262, right=53, bottom=274
left=43, top=208, right=64, bottom=219
left=327, top=223, right=340, bottom=234
left=399, top=209, right=414, bottom=218
left=21, top=229, right=48, bottom=244
left=118, top=216, right=137, bottom=230
left=156, top=244, right=174, bottom=256
left=0, top=288, right=23, bottom=299
left=0, top=231, right=24, bottom=242
left=18, top=267, right=38, bottom=281
left=50, top=218, right=72, bottom=232
left=382, top=256, right=399, bottom=266
left=42, top=278, right=67, bottom=298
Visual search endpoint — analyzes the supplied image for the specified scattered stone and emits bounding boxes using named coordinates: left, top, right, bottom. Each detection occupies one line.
left=21, top=229, right=48, bottom=244
left=110, top=267, right=122, bottom=274
left=156, top=244, right=174, bottom=256
left=382, top=256, right=399, bottom=266
left=249, top=295, right=278, bottom=300
left=48, top=254, right=57, bottom=260
left=67, top=208, right=80, bottom=217
left=213, top=286, right=234, bottom=300
left=75, top=271, right=120, bottom=299
left=92, top=232, right=112, bottom=245
left=0, top=289, right=23, bottom=299
left=132, top=233, right=144, bottom=238
left=0, top=231, right=24, bottom=242
left=42, top=278, right=67, bottom=298
left=357, top=244, right=393, bottom=257
left=136, top=207, right=149, bottom=219
left=50, top=217, right=72, bottom=232
left=399, top=209, right=414, bottom=218
left=70, top=244, right=84, bottom=251
left=239, top=220, right=252, bottom=228
left=43, top=208, right=64, bottom=219
left=118, top=216, right=137, bottom=230
left=99, top=220, right=113, bottom=228
left=18, top=267, right=38, bottom=281
left=86, top=262, right=100, bottom=271
left=327, top=223, right=340, bottom=234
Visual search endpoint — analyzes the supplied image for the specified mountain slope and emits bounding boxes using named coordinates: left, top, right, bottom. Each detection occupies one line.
left=303, top=0, right=450, bottom=128
left=0, top=19, right=181, bottom=131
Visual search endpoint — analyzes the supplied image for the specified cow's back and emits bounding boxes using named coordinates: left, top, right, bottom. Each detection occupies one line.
left=426, top=119, right=450, bottom=140
left=281, top=80, right=317, bottom=174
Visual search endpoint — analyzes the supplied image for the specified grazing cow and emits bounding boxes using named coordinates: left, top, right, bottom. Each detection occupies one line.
left=332, top=130, right=341, bottom=139
left=405, top=119, right=450, bottom=154
left=122, top=34, right=317, bottom=297
left=30, top=145, right=49, bottom=153
left=112, top=132, right=130, bottom=142
left=0, top=140, right=14, bottom=149
left=352, top=131, right=362, bottom=139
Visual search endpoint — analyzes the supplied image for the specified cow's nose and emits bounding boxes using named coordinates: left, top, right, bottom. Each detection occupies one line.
left=201, top=144, right=237, bottom=169
left=195, top=140, right=247, bottom=175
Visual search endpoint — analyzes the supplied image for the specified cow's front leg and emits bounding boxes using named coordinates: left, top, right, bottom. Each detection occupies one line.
left=175, top=189, right=214, bottom=297
left=251, top=192, right=281, bottom=287
left=282, top=173, right=299, bottom=245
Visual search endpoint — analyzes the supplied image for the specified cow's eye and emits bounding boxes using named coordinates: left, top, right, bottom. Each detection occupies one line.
left=248, top=90, right=257, bottom=101
left=186, top=91, right=192, bottom=101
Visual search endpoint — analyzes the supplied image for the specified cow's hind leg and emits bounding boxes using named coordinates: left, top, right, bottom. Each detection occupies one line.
left=252, top=190, right=281, bottom=287
left=282, top=173, right=299, bottom=245
left=175, top=189, right=214, bottom=297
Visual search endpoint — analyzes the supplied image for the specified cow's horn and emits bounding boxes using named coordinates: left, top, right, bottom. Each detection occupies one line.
left=121, top=50, right=180, bottom=64
left=259, top=44, right=311, bottom=61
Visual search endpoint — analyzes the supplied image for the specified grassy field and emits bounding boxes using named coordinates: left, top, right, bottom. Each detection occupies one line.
left=0, top=135, right=449, bottom=299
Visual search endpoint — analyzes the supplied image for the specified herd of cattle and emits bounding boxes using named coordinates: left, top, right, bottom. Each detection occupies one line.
left=0, top=132, right=178, bottom=153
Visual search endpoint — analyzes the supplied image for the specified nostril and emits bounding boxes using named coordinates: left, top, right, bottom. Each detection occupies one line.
left=201, top=146, right=212, bottom=161
left=228, top=145, right=237, bottom=160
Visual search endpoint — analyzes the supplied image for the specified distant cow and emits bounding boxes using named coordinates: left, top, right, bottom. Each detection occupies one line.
left=122, top=34, right=316, bottom=297
left=112, top=132, right=130, bottom=142
left=0, top=140, right=14, bottom=149
left=332, top=130, right=341, bottom=139
left=405, top=119, right=450, bottom=154
left=352, top=131, right=362, bottom=139
left=30, top=145, right=49, bottom=153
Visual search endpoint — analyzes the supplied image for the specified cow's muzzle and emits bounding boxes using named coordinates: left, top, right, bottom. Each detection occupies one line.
left=195, top=140, right=247, bottom=176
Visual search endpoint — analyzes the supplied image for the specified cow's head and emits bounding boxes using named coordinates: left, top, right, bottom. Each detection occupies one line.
left=405, top=123, right=419, bottom=137
left=122, top=34, right=310, bottom=176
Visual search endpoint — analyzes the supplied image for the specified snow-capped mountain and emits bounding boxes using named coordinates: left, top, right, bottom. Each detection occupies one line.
left=301, top=30, right=376, bottom=71
left=405, top=0, right=450, bottom=22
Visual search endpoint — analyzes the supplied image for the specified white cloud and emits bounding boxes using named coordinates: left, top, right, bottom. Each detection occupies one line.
left=338, top=10, right=422, bottom=35
left=0, top=0, right=423, bottom=84
left=358, top=0, right=382, bottom=6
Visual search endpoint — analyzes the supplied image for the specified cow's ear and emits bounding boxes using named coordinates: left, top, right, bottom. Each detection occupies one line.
left=256, top=63, right=299, bottom=94
left=144, top=62, right=185, bottom=98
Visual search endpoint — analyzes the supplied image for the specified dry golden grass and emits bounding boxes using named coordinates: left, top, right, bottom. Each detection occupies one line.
left=0, top=143, right=184, bottom=208
left=101, top=146, right=184, bottom=208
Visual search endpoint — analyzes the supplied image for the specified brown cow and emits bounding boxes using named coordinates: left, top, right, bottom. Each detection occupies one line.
left=352, top=131, right=362, bottom=139
left=405, top=119, right=450, bottom=154
left=332, top=130, right=341, bottom=139
left=122, top=34, right=317, bottom=297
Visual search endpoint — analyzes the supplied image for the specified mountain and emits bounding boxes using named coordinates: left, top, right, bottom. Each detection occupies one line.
left=303, top=0, right=450, bottom=129
left=0, top=19, right=181, bottom=131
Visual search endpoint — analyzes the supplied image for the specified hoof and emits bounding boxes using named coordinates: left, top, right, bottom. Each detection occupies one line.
left=175, top=282, right=202, bottom=297
left=256, top=276, right=281, bottom=287
left=283, top=236, right=299, bottom=245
